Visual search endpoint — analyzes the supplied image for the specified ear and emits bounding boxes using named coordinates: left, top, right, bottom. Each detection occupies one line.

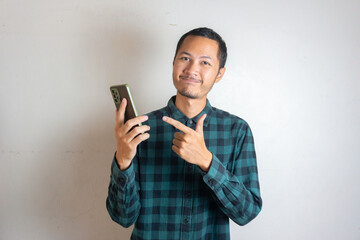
left=215, top=67, right=226, bottom=83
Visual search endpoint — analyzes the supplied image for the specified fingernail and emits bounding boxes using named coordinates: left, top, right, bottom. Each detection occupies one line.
left=144, top=115, right=148, bottom=120
left=162, top=116, right=168, bottom=121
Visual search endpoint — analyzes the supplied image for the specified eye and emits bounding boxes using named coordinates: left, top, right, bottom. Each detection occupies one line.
left=180, top=57, right=190, bottom=61
left=201, top=61, right=211, bottom=66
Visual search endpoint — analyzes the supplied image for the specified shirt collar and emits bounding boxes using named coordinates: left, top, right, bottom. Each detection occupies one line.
left=165, top=96, right=212, bottom=127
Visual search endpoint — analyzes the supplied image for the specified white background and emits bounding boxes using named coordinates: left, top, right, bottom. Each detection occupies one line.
left=1, top=0, right=359, bottom=239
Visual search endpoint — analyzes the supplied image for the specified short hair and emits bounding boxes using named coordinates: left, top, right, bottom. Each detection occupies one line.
left=174, top=27, right=227, bottom=69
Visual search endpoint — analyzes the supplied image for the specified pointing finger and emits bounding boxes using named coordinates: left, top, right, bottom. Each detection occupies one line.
left=162, top=116, right=191, bottom=133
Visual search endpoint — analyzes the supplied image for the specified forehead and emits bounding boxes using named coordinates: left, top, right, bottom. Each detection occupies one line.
left=178, top=35, right=219, bottom=59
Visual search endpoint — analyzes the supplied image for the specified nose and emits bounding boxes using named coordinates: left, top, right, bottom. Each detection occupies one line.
left=184, top=61, right=199, bottom=76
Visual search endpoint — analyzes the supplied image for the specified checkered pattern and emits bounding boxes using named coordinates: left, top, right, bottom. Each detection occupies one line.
left=106, top=96, right=262, bottom=240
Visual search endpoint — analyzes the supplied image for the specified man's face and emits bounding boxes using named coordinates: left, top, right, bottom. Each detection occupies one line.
left=172, top=35, right=225, bottom=100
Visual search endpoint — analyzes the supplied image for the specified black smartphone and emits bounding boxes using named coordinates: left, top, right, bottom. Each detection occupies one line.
left=110, top=84, right=139, bottom=123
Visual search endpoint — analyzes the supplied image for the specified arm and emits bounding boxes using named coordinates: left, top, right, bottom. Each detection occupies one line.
left=106, top=98, right=149, bottom=227
left=162, top=115, right=262, bottom=225
left=106, top=153, right=141, bottom=228
left=200, top=124, right=262, bottom=226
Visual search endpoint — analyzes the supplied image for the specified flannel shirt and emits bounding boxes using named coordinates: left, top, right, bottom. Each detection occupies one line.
left=106, top=96, right=262, bottom=240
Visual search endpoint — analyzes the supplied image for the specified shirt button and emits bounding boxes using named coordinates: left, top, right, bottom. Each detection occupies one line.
left=184, top=218, right=189, bottom=224
left=119, top=178, right=125, bottom=185
left=188, top=119, right=193, bottom=125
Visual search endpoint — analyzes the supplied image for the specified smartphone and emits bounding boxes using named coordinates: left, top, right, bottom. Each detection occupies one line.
left=110, top=84, right=139, bottom=123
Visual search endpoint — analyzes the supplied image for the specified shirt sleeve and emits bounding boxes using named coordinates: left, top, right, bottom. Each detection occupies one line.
left=106, top=152, right=141, bottom=228
left=199, top=124, right=262, bottom=226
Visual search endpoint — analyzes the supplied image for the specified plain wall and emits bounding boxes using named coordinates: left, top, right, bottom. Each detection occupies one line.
left=1, top=0, right=359, bottom=239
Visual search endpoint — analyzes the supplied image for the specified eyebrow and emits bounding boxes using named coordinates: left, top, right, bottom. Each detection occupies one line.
left=179, top=51, right=212, bottom=60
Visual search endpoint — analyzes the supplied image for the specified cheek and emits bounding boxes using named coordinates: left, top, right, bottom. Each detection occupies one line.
left=173, top=64, right=182, bottom=76
left=174, top=61, right=190, bottom=70
left=201, top=69, right=216, bottom=81
left=172, top=71, right=178, bottom=84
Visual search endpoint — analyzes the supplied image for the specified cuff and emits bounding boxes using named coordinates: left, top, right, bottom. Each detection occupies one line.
left=111, top=152, right=135, bottom=190
left=200, top=154, right=227, bottom=189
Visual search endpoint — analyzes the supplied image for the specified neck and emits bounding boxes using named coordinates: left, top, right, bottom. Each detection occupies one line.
left=174, top=93, right=207, bottom=119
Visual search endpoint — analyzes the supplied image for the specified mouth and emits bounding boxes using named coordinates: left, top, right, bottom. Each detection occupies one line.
left=179, top=75, right=202, bottom=84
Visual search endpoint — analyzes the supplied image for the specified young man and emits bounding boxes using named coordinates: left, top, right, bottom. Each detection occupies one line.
left=107, top=27, right=262, bottom=240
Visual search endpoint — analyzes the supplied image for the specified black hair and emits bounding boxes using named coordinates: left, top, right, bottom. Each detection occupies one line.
left=174, top=27, right=227, bottom=69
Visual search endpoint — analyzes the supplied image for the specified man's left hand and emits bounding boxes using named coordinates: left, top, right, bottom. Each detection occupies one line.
left=162, top=114, right=212, bottom=172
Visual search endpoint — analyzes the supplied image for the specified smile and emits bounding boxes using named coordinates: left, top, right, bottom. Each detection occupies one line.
left=179, top=75, right=202, bottom=84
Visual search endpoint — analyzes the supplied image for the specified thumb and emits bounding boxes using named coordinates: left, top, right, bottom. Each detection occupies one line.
left=195, top=114, right=207, bottom=134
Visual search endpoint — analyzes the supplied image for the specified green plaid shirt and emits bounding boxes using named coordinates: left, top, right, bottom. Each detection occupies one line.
left=106, top=96, right=262, bottom=240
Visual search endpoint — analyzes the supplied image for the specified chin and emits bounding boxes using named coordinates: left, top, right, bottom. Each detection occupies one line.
left=178, top=89, right=200, bottom=99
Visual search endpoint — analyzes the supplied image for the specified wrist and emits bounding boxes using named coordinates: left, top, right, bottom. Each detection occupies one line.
left=200, top=151, right=213, bottom=172
left=116, top=152, right=131, bottom=171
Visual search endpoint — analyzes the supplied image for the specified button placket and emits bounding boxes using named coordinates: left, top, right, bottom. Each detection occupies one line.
left=181, top=163, right=193, bottom=237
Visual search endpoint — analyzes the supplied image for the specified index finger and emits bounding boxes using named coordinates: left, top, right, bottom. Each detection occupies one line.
left=162, top=116, right=191, bottom=133
left=122, top=115, right=149, bottom=133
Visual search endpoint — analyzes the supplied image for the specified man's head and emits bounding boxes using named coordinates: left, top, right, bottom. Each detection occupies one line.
left=172, top=27, right=227, bottom=100
left=174, top=27, right=227, bottom=69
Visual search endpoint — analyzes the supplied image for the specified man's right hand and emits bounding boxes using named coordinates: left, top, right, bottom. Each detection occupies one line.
left=114, top=98, right=150, bottom=171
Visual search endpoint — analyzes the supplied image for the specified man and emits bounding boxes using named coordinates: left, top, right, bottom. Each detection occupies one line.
left=106, top=27, right=262, bottom=240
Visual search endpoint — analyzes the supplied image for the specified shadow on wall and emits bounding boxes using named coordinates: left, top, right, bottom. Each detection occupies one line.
left=27, top=22, right=156, bottom=239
